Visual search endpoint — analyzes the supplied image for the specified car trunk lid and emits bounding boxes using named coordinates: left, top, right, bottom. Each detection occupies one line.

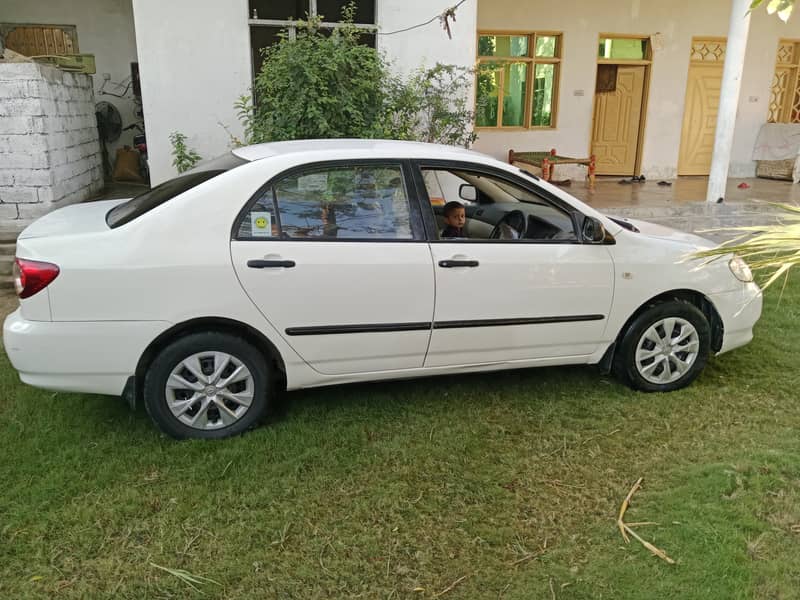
left=18, top=199, right=127, bottom=240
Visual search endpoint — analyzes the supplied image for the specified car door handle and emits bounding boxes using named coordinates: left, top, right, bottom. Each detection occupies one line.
left=247, top=259, right=296, bottom=269
left=438, top=259, right=479, bottom=268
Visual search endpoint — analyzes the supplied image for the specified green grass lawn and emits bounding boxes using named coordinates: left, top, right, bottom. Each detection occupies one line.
left=1, top=280, right=799, bottom=599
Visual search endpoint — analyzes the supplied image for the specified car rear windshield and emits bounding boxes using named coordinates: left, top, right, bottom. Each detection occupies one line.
left=106, top=152, right=248, bottom=228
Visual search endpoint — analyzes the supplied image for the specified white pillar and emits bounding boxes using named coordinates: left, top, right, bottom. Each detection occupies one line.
left=706, top=0, right=752, bottom=203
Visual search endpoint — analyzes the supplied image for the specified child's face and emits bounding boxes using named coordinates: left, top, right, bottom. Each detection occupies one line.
left=444, top=207, right=466, bottom=229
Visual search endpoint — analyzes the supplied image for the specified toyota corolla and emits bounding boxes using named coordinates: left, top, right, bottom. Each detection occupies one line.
left=3, top=140, right=762, bottom=439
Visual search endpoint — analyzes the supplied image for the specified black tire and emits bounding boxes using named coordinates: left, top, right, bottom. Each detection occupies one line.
left=143, top=332, right=271, bottom=439
left=613, top=300, right=711, bottom=392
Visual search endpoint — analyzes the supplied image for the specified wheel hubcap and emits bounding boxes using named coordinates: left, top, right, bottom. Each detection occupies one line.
left=635, top=317, right=700, bottom=385
left=165, top=351, right=254, bottom=430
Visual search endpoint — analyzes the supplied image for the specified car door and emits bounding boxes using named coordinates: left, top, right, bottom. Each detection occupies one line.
left=231, top=160, right=434, bottom=375
left=415, top=161, right=615, bottom=367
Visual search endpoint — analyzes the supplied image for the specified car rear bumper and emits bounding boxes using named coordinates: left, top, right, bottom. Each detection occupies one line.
left=709, top=283, right=763, bottom=355
left=3, top=309, right=170, bottom=396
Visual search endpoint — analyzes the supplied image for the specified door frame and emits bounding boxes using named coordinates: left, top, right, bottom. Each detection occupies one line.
left=589, top=33, right=653, bottom=177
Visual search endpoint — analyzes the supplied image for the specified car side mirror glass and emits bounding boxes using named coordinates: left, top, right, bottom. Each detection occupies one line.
left=581, top=216, right=611, bottom=243
left=458, top=184, right=477, bottom=203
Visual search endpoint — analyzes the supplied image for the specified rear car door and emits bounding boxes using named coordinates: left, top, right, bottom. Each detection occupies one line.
left=415, top=162, right=615, bottom=367
left=231, top=160, right=435, bottom=375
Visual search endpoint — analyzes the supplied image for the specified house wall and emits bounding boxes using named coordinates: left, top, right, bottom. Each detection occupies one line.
left=378, top=0, right=478, bottom=75
left=131, top=0, right=251, bottom=185
left=474, top=0, right=800, bottom=179
left=3, top=0, right=140, bottom=161
left=133, top=0, right=477, bottom=185
left=0, top=62, right=103, bottom=223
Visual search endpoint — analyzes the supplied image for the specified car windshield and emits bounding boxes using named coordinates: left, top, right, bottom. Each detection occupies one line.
left=106, top=152, right=248, bottom=228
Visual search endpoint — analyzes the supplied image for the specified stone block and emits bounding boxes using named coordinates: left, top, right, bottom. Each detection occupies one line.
left=1, top=116, right=47, bottom=135
left=25, top=80, right=47, bottom=99
left=52, top=163, right=75, bottom=181
left=77, top=128, right=99, bottom=145
left=0, top=170, right=13, bottom=186
left=0, top=97, right=43, bottom=117
left=36, top=187, right=56, bottom=203
left=79, top=141, right=98, bottom=158
left=14, top=169, right=52, bottom=187
left=0, top=134, right=48, bottom=154
left=0, top=63, right=41, bottom=80
left=17, top=203, right=51, bottom=220
left=0, top=204, right=19, bottom=219
left=0, top=186, right=38, bottom=204
left=0, top=151, right=51, bottom=169
left=0, top=83, right=26, bottom=100
left=66, top=146, right=82, bottom=164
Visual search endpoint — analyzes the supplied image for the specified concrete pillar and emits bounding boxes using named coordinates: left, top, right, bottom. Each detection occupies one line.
left=706, top=0, right=752, bottom=203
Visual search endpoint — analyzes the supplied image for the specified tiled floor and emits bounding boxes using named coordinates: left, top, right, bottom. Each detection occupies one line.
left=564, top=176, right=800, bottom=209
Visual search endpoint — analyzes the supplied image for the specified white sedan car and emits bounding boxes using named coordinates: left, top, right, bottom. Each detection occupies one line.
left=4, top=140, right=761, bottom=439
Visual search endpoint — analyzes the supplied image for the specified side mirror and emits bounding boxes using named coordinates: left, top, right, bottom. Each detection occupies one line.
left=581, top=216, right=613, bottom=244
left=458, top=184, right=477, bottom=202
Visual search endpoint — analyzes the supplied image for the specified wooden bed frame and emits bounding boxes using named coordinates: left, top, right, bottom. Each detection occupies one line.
left=508, top=148, right=596, bottom=186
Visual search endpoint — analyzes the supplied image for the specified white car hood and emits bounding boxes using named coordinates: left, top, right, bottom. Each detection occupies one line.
left=612, top=217, right=716, bottom=250
left=18, top=199, right=128, bottom=240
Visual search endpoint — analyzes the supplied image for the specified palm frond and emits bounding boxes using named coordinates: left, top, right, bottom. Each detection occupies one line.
left=692, top=204, right=800, bottom=290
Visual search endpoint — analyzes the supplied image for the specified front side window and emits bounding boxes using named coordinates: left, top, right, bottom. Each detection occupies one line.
left=476, top=32, right=562, bottom=129
left=422, top=167, right=577, bottom=242
left=237, top=164, right=414, bottom=240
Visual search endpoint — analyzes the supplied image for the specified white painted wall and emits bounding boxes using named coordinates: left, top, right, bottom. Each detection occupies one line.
left=474, top=0, right=800, bottom=179
left=3, top=0, right=140, bottom=161
left=132, top=0, right=251, bottom=185
left=378, top=0, right=477, bottom=75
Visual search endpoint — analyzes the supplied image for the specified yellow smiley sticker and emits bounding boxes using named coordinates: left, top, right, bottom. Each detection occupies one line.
left=255, top=217, right=267, bottom=229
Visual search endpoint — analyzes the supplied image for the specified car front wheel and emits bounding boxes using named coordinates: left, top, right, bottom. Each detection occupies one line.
left=143, top=332, right=271, bottom=439
left=613, top=300, right=711, bottom=392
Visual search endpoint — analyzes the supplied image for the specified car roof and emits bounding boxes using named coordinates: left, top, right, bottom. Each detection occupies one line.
left=231, top=139, right=489, bottom=162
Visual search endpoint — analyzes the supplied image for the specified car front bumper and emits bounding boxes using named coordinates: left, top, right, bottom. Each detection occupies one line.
left=3, top=309, right=170, bottom=396
left=708, top=282, right=763, bottom=355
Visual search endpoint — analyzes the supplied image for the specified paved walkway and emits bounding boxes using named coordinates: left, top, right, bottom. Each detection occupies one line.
left=561, top=176, right=798, bottom=241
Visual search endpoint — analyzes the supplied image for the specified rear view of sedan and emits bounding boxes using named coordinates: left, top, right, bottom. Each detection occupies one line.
left=3, top=140, right=762, bottom=439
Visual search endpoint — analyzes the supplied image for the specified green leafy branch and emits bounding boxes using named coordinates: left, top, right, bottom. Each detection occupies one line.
left=749, top=0, right=795, bottom=22
left=169, top=131, right=202, bottom=174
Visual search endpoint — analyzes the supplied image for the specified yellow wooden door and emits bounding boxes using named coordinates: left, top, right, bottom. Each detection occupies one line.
left=591, top=66, right=646, bottom=176
left=678, top=39, right=726, bottom=175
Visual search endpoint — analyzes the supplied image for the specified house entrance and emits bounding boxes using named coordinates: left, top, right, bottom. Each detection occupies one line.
left=678, top=38, right=727, bottom=176
left=591, top=36, right=651, bottom=177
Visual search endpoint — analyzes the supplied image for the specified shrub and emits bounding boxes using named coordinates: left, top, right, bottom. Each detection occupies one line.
left=239, top=10, right=476, bottom=147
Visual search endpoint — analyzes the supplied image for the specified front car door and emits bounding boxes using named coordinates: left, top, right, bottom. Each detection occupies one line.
left=231, top=160, right=434, bottom=375
left=415, top=161, right=615, bottom=367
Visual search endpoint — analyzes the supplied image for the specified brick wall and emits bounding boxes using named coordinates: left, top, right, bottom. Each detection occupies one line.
left=0, top=61, right=103, bottom=224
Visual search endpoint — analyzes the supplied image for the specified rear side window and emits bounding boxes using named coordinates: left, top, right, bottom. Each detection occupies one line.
left=236, top=164, right=415, bottom=240
left=106, top=152, right=247, bottom=228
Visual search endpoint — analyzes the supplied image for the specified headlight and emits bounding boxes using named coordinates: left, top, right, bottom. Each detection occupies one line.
left=729, top=256, right=753, bottom=282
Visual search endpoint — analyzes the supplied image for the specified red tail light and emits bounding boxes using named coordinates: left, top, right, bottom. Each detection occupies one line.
left=13, top=258, right=60, bottom=299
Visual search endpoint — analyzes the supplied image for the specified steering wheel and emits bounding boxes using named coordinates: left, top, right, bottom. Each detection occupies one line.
left=489, top=210, right=527, bottom=240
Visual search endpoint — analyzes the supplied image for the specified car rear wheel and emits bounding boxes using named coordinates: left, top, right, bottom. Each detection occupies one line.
left=613, top=300, right=711, bottom=392
left=143, top=332, right=271, bottom=439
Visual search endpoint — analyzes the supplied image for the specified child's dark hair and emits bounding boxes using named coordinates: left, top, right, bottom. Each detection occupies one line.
left=443, top=201, right=464, bottom=217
